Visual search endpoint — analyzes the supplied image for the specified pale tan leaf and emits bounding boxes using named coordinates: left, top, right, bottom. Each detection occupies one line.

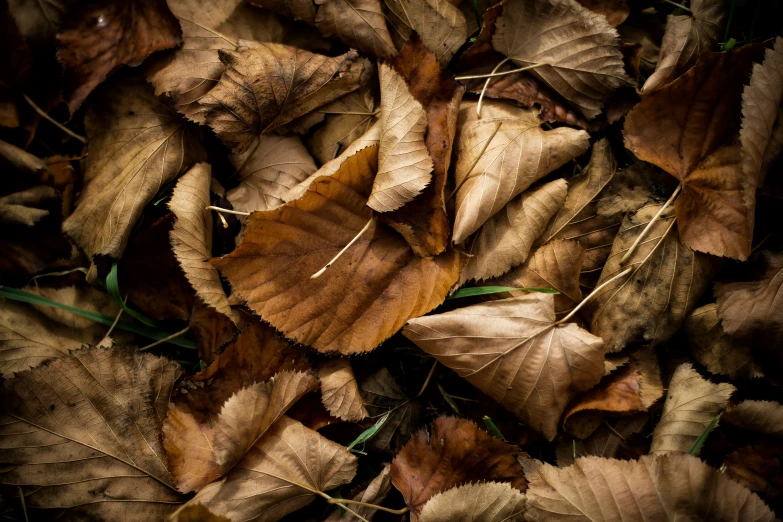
left=724, top=400, right=783, bottom=438
left=452, top=100, right=589, bottom=244
left=315, top=0, right=396, bottom=57
left=325, top=464, right=392, bottom=521
left=174, top=416, right=357, bottom=521
left=0, top=345, right=183, bottom=520
left=226, top=134, right=317, bottom=213
left=575, top=0, right=628, bottom=26
left=169, top=503, right=230, bottom=522
left=418, top=482, right=526, bottom=522
left=0, top=185, right=56, bottom=226
left=62, top=75, right=203, bottom=259
left=586, top=204, right=711, bottom=352
left=403, top=294, right=605, bottom=440
left=384, top=0, right=467, bottom=65
left=24, top=285, right=119, bottom=329
left=145, top=0, right=285, bottom=122
left=556, top=414, right=649, bottom=465
left=523, top=454, right=776, bottom=521
left=368, top=64, right=433, bottom=212
left=492, top=0, right=633, bottom=119
left=308, top=86, right=377, bottom=165
left=460, top=179, right=567, bottom=283
left=169, top=163, right=233, bottom=320
left=650, top=363, right=735, bottom=455
left=318, top=358, right=368, bottom=422
left=642, top=0, right=727, bottom=93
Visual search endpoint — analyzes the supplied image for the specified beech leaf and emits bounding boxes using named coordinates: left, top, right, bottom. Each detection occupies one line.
left=318, top=358, right=369, bottom=422
left=418, top=482, right=526, bottom=522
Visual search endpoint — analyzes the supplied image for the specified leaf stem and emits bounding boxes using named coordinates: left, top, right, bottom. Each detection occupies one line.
left=555, top=266, right=633, bottom=325
left=455, top=61, right=546, bottom=81
left=22, top=93, right=86, bottom=143
left=475, top=57, right=509, bottom=118
left=325, top=497, right=409, bottom=515
left=620, top=184, right=681, bottom=265
left=311, top=216, right=375, bottom=279
left=205, top=205, right=251, bottom=217
left=415, top=359, right=438, bottom=398
left=138, top=325, right=191, bottom=352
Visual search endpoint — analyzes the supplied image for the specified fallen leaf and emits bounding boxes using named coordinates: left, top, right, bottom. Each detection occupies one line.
left=384, top=0, right=467, bottom=65
left=404, top=293, right=606, bottom=440
left=315, top=0, right=396, bottom=57
left=642, top=0, right=727, bottom=93
left=57, top=0, right=182, bottom=114
left=213, top=144, right=460, bottom=354
left=0, top=345, right=184, bottom=520
left=586, top=204, right=711, bottom=353
left=62, top=74, right=204, bottom=260
left=460, top=179, right=567, bottom=283
left=0, top=138, right=48, bottom=178
left=624, top=45, right=766, bottom=259
left=197, top=42, right=372, bottom=153
left=452, top=100, right=589, bottom=245
left=309, top=86, right=378, bottom=165
left=358, top=367, right=420, bottom=452
left=325, top=464, right=392, bottom=521
left=245, top=0, right=317, bottom=23
left=391, top=416, right=526, bottom=520
left=318, top=358, right=369, bottom=422
left=0, top=185, right=56, bottom=226
left=523, top=454, right=776, bottom=521
left=226, top=134, right=317, bottom=213
left=724, top=400, right=783, bottom=438
left=24, top=285, right=119, bottom=329
left=173, top=416, right=357, bottom=521
left=650, top=363, right=735, bottom=455
left=556, top=413, right=649, bottom=465
left=575, top=0, right=628, bottom=26
left=169, top=504, right=231, bottom=522
left=418, top=482, right=526, bottom=522
left=145, top=0, right=285, bottom=122
left=684, top=303, right=763, bottom=380
left=492, top=0, right=633, bottom=119
left=724, top=442, right=783, bottom=512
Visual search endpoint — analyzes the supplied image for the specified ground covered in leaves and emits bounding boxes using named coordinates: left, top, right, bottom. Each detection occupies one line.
left=1, top=0, right=783, bottom=520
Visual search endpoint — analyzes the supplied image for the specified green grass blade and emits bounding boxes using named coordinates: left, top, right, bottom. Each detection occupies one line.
left=482, top=415, right=506, bottom=441
left=106, top=262, right=161, bottom=327
left=448, top=286, right=559, bottom=299
left=689, top=413, right=722, bottom=455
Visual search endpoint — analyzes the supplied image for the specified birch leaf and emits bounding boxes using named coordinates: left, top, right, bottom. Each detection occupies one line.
left=724, top=400, right=783, bottom=438
left=318, top=358, right=369, bottom=422
left=418, top=482, right=526, bottom=522
left=384, top=0, right=467, bottom=65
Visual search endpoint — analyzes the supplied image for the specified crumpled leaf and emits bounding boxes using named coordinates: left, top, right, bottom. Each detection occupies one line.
left=556, top=414, right=649, bottom=465
left=197, top=42, right=372, bottom=153
left=145, top=0, right=284, bottom=122
left=315, top=0, right=396, bottom=57
left=358, top=367, right=420, bottom=452
left=226, top=134, right=317, bottom=213
left=724, top=400, right=783, bottom=438
left=650, top=363, right=735, bottom=455
left=318, top=358, right=368, bottom=422
left=453, top=100, right=589, bottom=245
left=0, top=185, right=56, bottom=226
left=384, top=0, right=467, bottom=65
left=586, top=204, right=711, bottom=353
left=523, top=454, right=776, bottom=521
left=642, top=0, right=727, bottom=93
left=325, top=464, right=392, bottom=521
left=309, top=86, right=377, bottom=165
left=57, top=0, right=181, bottom=114
left=213, top=144, right=459, bottom=354
left=404, top=294, right=606, bottom=440
left=0, top=345, right=184, bottom=520
left=173, top=416, right=357, bottom=521
left=62, top=74, right=204, bottom=260
left=624, top=45, right=766, bottom=260
left=492, top=0, right=633, bottom=119
left=391, top=416, right=526, bottom=521
left=418, top=482, right=526, bottom=522
left=460, top=179, right=567, bottom=283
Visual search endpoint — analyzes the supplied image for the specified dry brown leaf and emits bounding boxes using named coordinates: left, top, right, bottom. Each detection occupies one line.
left=523, top=454, right=776, bottom=521
left=575, top=0, right=628, bottom=26
left=318, top=358, right=369, bottom=422
left=586, top=204, right=711, bottom=353
left=0, top=139, right=49, bottom=177
left=0, top=345, right=184, bottom=520
left=0, top=185, right=56, bottom=226
left=418, top=482, right=526, bottom=522
left=404, top=293, right=605, bottom=440
left=197, top=42, right=371, bottom=153
left=724, top=400, right=783, bottom=438
left=325, top=464, right=392, bottom=521
left=309, top=86, right=377, bottom=165
left=650, top=363, right=735, bottom=455
left=315, top=0, right=396, bottom=57
left=453, top=100, right=589, bottom=245
left=173, top=416, right=357, bottom=521
left=227, top=134, right=317, bottom=213
left=684, top=303, right=762, bottom=380
left=358, top=367, right=420, bottom=452
left=169, top=163, right=234, bottom=321
left=642, top=0, right=727, bottom=93
left=367, top=63, right=433, bottom=212
left=556, top=414, right=649, bottom=465
left=460, top=179, right=567, bottom=283
left=624, top=46, right=766, bottom=260
left=62, top=75, right=204, bottom=260
left=57, top=0, right=181, bottom=114
left=384, top=0, right=467, bottom=65
left=246, top=0, right=317, bottom=23
left=391, top=416, right=526, bottom=520
left=213, top=145, right=459, bottom=354
left=169, top=504, right=230, bottom=522
left=145, top=0, right=284, bottom=122
left=24, top=285, right=119, bottom=329
left=492, top=0, right=633, bottom=119
left=723, top=442, right=783, bottom=510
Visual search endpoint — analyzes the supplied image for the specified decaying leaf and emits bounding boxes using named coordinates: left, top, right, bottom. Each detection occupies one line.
left=391, top=416, right=526, bottom=520
left=453, top=100, right=589, bottom=245
left=0, top=345, right=184, bottom=520
left=460, top=179, right=567, bottom=284
left=491, top=0, right=633, bottom=119
left=325, top=464, right=392, bottom=521
left=62, top=75, right=203, bottom=260
left=315, top=0, right=396, bottom=57
left=318, top=358, right=369, bottom=422
left=0, top=185, right=56, bottom=226
left=384, top=0, right=467, bottom=65
left=418, top=482, right=526, bottom=522
left=227, top=134, right=317, bottom=213
left=57, top=0, right=182, bottom=113
left=556, top=414, right=649, bottom=465
left=724, top=400, right=783, bottom=438
left=523, top=454, right=776, bottom=521
left=309, top=86, right=377, bottom=165
left=650, top=363, right=735, bottom=455
left=404, top=294, right=605, bottom=440
left=197, top=42, right=372, bottom=153
left=358, top=367, right=420, bottom=452
left=213, top=143, right=459, bottom=354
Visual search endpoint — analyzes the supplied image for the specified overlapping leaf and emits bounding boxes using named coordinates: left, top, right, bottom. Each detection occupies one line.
left=315, top=0, right=396, bottom=57
left=418, top=482, right=526, bottom=522
left=318, top=358, right=369, bottom=422
left=384, top=0, right=467, bottom=65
